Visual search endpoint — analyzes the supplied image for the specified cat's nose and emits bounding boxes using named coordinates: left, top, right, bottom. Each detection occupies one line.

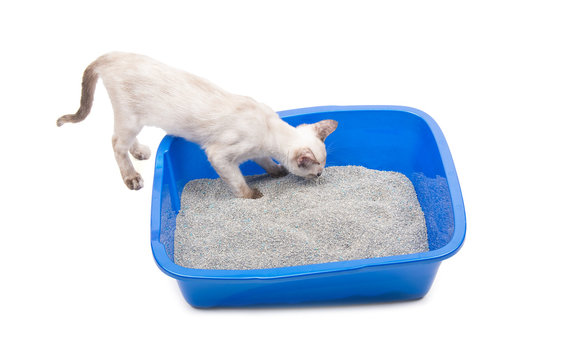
left=316, top=171, right=322, bottom=177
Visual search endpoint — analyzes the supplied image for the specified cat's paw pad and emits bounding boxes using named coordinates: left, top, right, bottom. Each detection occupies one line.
left=269, top=165, right=289, bottom=178
left=130, top=145, right=151, bottom=160
left=124, top=173, right=144, bottom=190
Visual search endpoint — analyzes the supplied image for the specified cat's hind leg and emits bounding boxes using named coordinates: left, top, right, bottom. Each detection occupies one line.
left=112, top=123, right=144, bottom=190
left=129, top=139, right=151, bottom=160
left=253, top=157, right=289, bottom=178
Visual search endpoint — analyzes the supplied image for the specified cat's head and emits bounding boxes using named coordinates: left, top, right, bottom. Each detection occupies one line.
left=286, top=119, right=338, bottom=179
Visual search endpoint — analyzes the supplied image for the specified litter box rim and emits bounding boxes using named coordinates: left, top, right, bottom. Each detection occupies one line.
left=150, top=105, right=466, bottom=281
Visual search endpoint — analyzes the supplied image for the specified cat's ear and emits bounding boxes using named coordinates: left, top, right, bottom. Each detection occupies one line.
left=297, top=148, right=319, bottom=168
left=312, top=119, right=338, bottom=142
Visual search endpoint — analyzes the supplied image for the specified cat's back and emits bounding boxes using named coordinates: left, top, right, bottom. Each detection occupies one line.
left=94, top=52, right=191, bottom=84
left=94, top=51, right=152, bottom=66
left=88, top=52, right=262, bottom=137
left=92, top=52, right=238, bottom=119
left=93, top=52, right=227, bottom=97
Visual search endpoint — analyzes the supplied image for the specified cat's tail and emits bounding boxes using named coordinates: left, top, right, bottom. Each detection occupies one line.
left=56, top=61, right=99, bottom=127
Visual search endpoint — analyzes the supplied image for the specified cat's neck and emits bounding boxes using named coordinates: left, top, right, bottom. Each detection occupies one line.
left=264, top=117, right=299, bottom=165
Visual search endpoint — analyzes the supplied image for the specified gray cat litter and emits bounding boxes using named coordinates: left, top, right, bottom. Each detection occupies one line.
left=174, top=166, right=428, bottom=270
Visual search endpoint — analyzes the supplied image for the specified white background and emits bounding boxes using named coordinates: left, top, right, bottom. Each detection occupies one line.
left=1, top=1, right=575, bottom=359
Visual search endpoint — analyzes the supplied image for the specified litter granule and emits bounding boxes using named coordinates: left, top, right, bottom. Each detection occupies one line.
left=174, top=166, right=428, bottom=270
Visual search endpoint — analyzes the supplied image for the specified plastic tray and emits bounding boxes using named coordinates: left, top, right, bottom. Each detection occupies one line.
left=150, top=105, right=466, bottom=308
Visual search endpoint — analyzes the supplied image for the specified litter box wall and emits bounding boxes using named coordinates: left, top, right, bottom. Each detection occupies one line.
left=151, top=105, right=466, bottom=308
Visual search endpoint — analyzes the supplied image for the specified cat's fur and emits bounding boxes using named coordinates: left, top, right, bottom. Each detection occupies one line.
left=57, top=52, right=337, bottom=198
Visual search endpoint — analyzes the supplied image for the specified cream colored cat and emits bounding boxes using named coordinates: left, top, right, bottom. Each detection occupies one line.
left=57, top=52, right=337, bottom=198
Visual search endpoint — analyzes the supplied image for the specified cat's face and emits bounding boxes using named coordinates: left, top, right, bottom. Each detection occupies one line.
left=286, top=120, right=338, bottom=179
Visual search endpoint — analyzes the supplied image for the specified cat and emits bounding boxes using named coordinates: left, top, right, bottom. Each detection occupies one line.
left=57, top=52, right=337, bottom=199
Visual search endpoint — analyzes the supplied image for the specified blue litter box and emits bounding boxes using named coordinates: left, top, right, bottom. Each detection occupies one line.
left=150, top=105, right=466, bottom=308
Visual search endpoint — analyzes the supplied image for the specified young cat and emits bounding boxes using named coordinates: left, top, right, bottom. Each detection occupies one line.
left=57, top=52, right=337, bottom=199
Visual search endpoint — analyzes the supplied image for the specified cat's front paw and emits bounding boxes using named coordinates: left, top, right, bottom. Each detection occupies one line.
left=269, top=165, right=289, bottom=178
left=242, top=187, right=263, bottom=199
left=124, top=173, right=144, bottom=190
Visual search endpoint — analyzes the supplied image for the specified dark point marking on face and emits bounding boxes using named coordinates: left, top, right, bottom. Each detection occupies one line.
left=296, top=148, right=320, bottom=168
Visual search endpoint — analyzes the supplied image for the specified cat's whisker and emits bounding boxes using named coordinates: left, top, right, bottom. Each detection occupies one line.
left=325, top=143, right=341, bottom=157
left=326, top=143, right=335, bottom=155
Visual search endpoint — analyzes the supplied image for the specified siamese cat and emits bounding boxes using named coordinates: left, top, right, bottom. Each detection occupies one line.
left=57, top=52, right=337, bottom=198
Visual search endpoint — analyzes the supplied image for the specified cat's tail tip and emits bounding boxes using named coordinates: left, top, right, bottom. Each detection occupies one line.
left=57, top=114, right=78, bottom=127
